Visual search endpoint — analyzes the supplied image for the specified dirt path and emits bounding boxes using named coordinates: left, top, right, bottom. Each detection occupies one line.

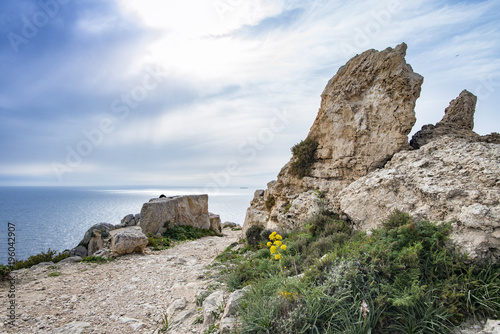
left=0, top=228, right=241, bottom=334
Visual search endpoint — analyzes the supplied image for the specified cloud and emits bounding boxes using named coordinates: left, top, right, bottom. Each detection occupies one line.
left=0, top=0, right=499, bottom=187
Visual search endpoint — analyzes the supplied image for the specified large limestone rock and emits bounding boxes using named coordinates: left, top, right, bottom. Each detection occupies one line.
left=140, top=195, right=212, bottom=235
left=339, top=136, right=500, bottom=260
left=110, top=226, right=148, bottom=255
left=410, top=90, right=478, bottom=149
left=243, top=43, right=423, bottom=233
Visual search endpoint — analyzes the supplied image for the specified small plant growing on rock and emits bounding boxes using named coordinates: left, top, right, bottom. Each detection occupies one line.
left=264, top=195, right=276, bottom=211
left=289, top=137, right=319, bottom=178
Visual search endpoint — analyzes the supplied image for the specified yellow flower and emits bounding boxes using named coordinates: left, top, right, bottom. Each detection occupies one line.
left=275, top=240, right=282, bottom=246
left=276, top=234, right=282, bottom=240
left=280, top=244, right=287, bottom=251
left=271, top=231, right=277, bottom=236
left=269, top=234, right=275, bottom=241
left=267, top=242, right=272, bottom=247
left=275, top=253, right=281, bottom=260
left=270, top=246, right=277, bottom=254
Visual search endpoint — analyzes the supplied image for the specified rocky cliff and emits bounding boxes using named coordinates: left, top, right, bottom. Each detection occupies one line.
left=243, top=43, right=423, bottom=233
left=243, top=43, right=500, bottom=261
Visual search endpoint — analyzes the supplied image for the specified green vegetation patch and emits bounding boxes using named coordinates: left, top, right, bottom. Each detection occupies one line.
left=0, top=265, right=12, bottom=280
left=289, top=137, right=319, bottom=178
left=213, top=210, right=500, bottom=333
left=11, top=249, right=70, bottom=270
left=162, top=225, right=221, bottom=241
left=80, top=255, right=110, bottom=264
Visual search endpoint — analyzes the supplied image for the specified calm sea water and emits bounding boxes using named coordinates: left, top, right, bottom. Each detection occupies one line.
left=0, top=186, right=255, bottom=264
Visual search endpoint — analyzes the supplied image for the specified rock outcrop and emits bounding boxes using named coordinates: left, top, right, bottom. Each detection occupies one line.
left=339, top=136, right=500, bottom=260
left=410, top=90, right=478, bottom=149
left=243, top=43, right=423, bottom=233
left=70, top=222, right=116, bottom=257
left=121, top=213, right=140, bottom=227
left=242, top=43, right=499, bottom=261
left=140, top=195, right=219, bottom=235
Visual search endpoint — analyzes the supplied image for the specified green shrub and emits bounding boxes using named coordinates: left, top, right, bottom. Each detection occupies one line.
left=0, top=265, right=12, bottom=280
left=81, top=255, right=109, bottom=264
left=289, top=138, right=319, bottom=178
left=245, top=225, right=264, bottom=248
left=264, top=195, right=275, bottom=211
left=162, top=225, right=220, bottom=241
left=12, top=249, right=70, bottom=270
left=147, top=234, right=171, bottom=250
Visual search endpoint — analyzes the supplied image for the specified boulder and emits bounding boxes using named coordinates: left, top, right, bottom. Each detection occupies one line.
left=87, top=230, right=104, bottom=256
left=70, top=245, right=88, bottom=258
left=339, top=136, right=500, bottom=260
left=209, top=212, right=222, bottom=233
left=79, top=223, right=115, bottom=246
left=243, top=43, right=423, bottom=233
left=59, top=256, right=82, bottom=264
left=121, top=213, right=140, bottom=227
left=110, top=226, right=148, bottom=255
left=202, top=290, right=225, bottom=329
left=140, top=194, right=211, bottom=235
left=410, top=90, right=478, bottom=149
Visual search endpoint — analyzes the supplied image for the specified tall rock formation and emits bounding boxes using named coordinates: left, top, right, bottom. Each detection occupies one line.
left=243, top=43, right=423, bottom=233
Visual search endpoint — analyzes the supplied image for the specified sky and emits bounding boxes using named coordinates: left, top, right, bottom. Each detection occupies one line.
left=0, top=0, right=499, bottom=190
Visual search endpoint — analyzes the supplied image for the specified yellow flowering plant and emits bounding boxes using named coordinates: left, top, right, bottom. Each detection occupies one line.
left=267, top=231, right=287, bottom=260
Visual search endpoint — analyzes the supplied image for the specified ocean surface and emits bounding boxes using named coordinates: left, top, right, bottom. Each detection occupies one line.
left=0, top=186, right=255, bottom=264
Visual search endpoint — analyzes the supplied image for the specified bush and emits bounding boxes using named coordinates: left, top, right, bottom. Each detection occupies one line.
left=246, top=225, right=264, bottom=248
left=162, top=225, right=221, bottom=241
left=0, top=265, right=11, bottom=280
left=264, top=195, right=275, bottom=211
left=12, top=249, right=70, bottom=270
left=289, top=138, right=319, bottom=178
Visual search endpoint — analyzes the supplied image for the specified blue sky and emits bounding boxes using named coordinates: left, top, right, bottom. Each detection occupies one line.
left=0, top=0, right=499, bottom=189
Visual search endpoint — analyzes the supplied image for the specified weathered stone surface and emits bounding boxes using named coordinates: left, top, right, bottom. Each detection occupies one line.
left=58, top=256, right=82, bottom=264
left=410, top=90, right=478, bottom=149
left=243, top=43, right=423, bottom=233
left=87, top=230, right=104, bottom=256
left=209, top=212, right=222, bottom=233
left=110, top=226, right=148, bottom=255
left=70, top=245, right=87, bottom=258
left=51, top=321, right=91, bottom=334
left=221, top=286, right=251, bottom=319
left=121, top=213, right=140, bottom=227
left=79, top=223, right=115, bottom=247
left=202, top=290, right=225, bottom=329
left=166, top=297, right=187, bottom=320
left=140, top=195, right=211, bottom=235
left=339, top=136, right=500, bottom=260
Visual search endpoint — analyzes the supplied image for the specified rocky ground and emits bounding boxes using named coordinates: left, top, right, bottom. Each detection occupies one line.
left=0, top=228, right=241, bottom=334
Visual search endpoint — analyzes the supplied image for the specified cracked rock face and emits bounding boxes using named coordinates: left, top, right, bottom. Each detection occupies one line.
left=339, top=136, right=500, bottom=260
left=243, top=43, right=423, bottom=233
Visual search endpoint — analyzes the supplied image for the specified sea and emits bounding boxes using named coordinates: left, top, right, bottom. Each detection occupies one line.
left=0, top=186, right=255, bottom=265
